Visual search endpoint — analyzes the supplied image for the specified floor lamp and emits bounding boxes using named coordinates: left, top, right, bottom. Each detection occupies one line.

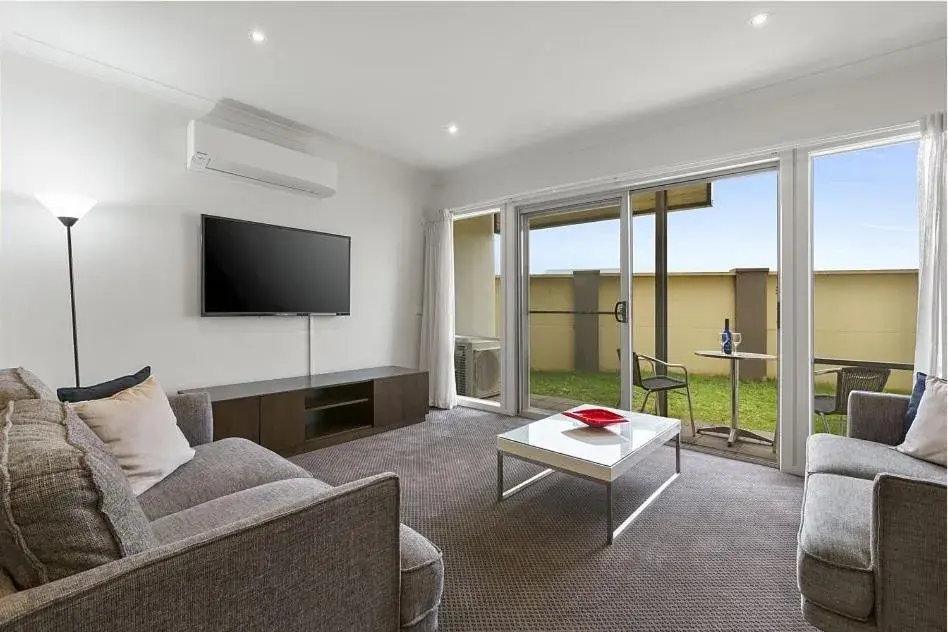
left=36, top=193, right=97, bottom=388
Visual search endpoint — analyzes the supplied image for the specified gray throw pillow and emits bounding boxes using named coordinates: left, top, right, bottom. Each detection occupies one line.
left=0, top=367, right=57, bottom=407
left=0, top=399, right=157, bottom=589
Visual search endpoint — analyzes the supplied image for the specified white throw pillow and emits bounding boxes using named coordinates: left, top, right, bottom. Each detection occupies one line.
left=897, top=377, right=947, bottom=466
left=71, top=376, right=195, bottom=495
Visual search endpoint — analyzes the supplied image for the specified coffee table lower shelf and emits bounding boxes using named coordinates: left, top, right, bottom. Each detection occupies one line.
left=496, top=434, right=681, bottom=546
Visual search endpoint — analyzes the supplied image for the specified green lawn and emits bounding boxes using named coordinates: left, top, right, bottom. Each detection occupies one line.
left=530, top=370, right=908, bottom=434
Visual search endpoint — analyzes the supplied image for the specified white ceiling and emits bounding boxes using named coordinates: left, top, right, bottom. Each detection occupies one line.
left=1, top=2, right=945, bottom=171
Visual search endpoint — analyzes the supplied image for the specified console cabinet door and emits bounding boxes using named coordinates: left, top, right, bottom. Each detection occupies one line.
left=259, top=391, right=306, bottom=453
left=211, top=398, right=260, bottom=443
left=373, top=377, right=403, bottom=427
left=402, top=372, right=429, bottom=422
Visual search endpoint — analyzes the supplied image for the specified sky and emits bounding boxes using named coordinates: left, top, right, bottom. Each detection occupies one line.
left=496, top=140, right=919, bottom=273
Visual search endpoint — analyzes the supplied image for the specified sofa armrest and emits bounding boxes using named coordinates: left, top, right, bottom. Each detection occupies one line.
left=0, top=473, right=401, bottom=632
left=847, top=391, right=909, bottom=446
left=872, top=473, right=947, bottom=632
left=168, top=392, right=213, bottom=446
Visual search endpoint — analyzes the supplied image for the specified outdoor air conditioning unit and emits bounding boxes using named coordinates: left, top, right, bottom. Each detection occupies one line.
left=186, top=120, right=338, bottom=197
left=454, top=336, right=501, bottom=399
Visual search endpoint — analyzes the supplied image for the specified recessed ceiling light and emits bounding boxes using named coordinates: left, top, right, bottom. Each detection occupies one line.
left=446, top=123, right=459, bottom=136
left=749, top=13, right=770, bottom=27
left=249, top=29, right=266, bottom=43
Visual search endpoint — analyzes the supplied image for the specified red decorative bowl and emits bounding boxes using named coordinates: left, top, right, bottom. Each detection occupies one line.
left=562, top=408, right=627, bottom=428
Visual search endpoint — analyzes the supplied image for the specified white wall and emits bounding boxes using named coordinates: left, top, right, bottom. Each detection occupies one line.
left=438, top=41, right=947, bottom=208
left=1, top=53, right=433, bottom=392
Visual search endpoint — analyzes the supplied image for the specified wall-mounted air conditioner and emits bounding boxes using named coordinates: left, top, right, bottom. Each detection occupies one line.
left=455, top=335, right=501, bottom=399
left=186, top=120, right=338, bottom=197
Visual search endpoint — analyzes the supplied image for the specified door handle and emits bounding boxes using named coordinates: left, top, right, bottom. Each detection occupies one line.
left=613, top=300, right=628, bottom=324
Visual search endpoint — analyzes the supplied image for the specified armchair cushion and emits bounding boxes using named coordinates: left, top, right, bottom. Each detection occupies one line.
left=807, top=434, right=947, bottom=484
left=896, top=376, right=947, bottom=466
left=0, top=400, right=155, bottom=589
left=137, top=438, right=313, bottom=520
left=903, top=371, right=928, bottom=437
left=797, top=473, right=874, bottom=621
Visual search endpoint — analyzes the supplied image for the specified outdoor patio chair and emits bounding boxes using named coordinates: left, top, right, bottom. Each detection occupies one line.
left=813, top=366, right=891, bottom=434
left=629, top=351, right=696, bottom=436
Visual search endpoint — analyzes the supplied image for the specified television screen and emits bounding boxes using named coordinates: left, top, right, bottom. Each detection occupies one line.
left=202, top=215, right=350, bottom=316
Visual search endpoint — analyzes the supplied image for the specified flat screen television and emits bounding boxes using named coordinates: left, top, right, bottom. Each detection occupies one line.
left=201, top=214, right=351, bottom=316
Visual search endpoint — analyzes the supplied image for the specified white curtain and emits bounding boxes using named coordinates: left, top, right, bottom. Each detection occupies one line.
left=420, top=208, right=457, bottom=408
left=914, top=113, right=947, bottom=379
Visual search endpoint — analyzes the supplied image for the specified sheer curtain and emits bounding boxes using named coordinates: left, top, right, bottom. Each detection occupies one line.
left=914, top=113, right=947, bottom=379
left=420, top=208, right=457, bottom=408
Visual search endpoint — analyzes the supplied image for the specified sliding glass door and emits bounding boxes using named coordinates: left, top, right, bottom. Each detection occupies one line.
left=810, top=138, right=919, bottom=435
left=519, top=194, right=633, bottom=415
left=516, top=169, right=782, bottom=465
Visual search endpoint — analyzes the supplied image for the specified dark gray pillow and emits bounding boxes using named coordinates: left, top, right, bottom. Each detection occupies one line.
left=57, top=366, right=151, bottom=403
left=0, top=367, right=57, bottom=407
left=0, top=399, right=156, bottom=589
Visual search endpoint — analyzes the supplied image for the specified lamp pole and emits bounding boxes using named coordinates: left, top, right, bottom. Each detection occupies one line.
left=59, top=216, right=81, bottom=387
left=36, top=193, right=96, bottom=389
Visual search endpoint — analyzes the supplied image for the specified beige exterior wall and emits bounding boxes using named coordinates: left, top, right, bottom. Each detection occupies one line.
left=453, top=215, right=496, bottom=338
left=497, top=270, right=917, bottom=390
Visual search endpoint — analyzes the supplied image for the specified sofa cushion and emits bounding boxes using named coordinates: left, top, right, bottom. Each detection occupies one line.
left=150, top=478, right=333, bottom=544
left=0, top=367, right=56, bottom=406
left=0, top=400, right=156, bottom=589
left=399, top=524, right=443, bottom=630
left=137, top=438, right=313, bottom=520
left=70, top=376, right=196, bottom=495
left=57, top=365, right=151, bottom=403
left=798, top=473, right=874, bottom=621
left=904, top=371, right=928, bottom=438
left=807, top=434, right=946, bottom=484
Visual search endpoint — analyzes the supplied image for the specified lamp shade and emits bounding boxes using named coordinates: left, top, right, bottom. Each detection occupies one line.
left=35, top=193, right=97, bottom=220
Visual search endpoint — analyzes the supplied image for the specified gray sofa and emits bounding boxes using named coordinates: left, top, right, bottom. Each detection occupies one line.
left=0, top=389, right=444, bottom=632
left=798, top=391, right=946, bottom=632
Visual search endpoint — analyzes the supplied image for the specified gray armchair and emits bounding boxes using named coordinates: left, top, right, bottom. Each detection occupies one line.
left=798, top=391, right=946, bottom=632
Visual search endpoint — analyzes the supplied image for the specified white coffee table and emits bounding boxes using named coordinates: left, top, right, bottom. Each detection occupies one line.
left=496, top=404, right=681, bottom=545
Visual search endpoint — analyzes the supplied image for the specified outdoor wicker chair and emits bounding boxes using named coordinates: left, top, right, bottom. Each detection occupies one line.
left=813, top=366, right=891, bottom=434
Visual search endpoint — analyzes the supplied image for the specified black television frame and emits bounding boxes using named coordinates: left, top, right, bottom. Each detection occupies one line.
left=200, top=214, right=351, bottom=317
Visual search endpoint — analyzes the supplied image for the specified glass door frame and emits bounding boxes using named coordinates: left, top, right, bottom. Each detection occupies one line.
left=796, top=125, right=922, bottom=438
left=516, top=191, right=634, bottom=418
left=449, top=204, right=512, bottom=414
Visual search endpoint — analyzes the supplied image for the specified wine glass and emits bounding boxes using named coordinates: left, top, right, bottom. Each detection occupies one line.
left=732, top=332, right=743, bottom=353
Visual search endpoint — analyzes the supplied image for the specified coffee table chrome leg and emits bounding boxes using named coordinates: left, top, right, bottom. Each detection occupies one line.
left=496, top=452, right=556, bottom=501
left=606, top=482, right=614, bottom=545
left=607, top=442, right=681, bottom=545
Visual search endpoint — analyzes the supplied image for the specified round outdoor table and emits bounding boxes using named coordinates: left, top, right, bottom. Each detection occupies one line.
left=693, top=350, right=778, bottom=449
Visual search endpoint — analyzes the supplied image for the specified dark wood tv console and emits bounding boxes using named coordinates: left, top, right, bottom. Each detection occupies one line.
left=180, top=366, right=428, bottom=455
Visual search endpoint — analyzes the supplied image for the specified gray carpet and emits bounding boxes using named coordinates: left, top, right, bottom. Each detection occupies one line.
left=291, top=407, right=814, bottom=632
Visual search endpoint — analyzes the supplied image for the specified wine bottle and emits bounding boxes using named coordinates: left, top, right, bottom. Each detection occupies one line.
left=722, top=318, right=733, bottom=355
